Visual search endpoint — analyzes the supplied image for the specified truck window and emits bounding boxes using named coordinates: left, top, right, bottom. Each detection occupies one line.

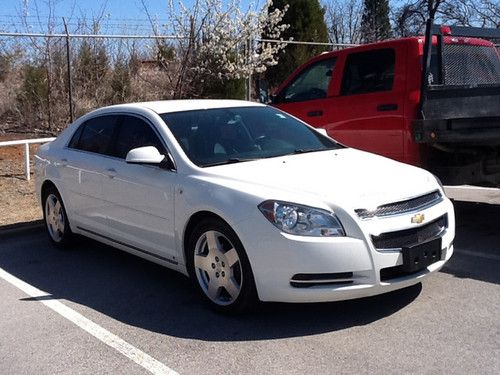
left=341, top=49, right=395, bottom=96
left=429, top=44, right=500, bottom=86
left=277, top=58, right=336, bottom=103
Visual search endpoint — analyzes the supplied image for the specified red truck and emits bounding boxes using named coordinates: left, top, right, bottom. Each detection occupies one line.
left=269, top=21, right=500, bottom=186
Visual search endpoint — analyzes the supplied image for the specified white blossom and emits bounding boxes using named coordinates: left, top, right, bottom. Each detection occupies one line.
left=164, top=0, right=289, bottom=93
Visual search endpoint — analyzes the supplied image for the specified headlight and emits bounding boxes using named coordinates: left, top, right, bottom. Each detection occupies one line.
left=258, top=201, right=345, bottom=237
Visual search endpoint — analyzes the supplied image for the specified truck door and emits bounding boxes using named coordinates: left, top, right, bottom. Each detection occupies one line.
left=272, top=57, right=337, bottom=128
left=327, top=46, right=407, bottom=162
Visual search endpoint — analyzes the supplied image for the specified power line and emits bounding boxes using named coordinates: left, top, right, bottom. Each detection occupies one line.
left=0, top=31, right=185, bottom=40
left=0, top=31, right=359, bottom=48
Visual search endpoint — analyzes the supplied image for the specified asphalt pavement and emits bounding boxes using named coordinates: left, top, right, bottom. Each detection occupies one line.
left=0, top=201, right=499, bottom=374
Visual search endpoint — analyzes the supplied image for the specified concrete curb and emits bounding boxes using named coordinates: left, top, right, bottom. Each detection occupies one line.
left=0, top=220, right=44, bottom=237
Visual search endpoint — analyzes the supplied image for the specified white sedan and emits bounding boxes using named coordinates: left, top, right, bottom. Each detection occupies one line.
left=35, top=100, right=455, bottom=312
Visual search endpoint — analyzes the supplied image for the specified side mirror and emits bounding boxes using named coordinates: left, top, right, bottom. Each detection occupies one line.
left=316, top=128, right=328, bottom=136
left=257, top=79, right=270, bottom=104
left=126, top=146, right=174, bottom=170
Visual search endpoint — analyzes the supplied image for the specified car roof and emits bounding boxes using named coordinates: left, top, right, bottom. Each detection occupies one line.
left=104, top=99, right=265, bottom=114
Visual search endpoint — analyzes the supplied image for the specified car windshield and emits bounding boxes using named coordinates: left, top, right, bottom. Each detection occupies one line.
left=160, top=106, right=342, bottom=167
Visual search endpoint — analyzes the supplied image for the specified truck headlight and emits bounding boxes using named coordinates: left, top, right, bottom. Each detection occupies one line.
left=258, top=201, right=345, bottom=237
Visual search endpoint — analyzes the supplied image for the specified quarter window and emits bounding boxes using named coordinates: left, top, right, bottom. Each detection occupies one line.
left=69, top=115, right=118, bottom=155
left=278, top=58, right=336, bottom=103
left=340, top=49, right=395, bottom=95
left=112, top=115, right=165, bottom=159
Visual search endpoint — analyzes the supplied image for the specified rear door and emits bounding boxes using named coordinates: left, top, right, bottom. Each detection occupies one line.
left=327, top=45, right=407, bottom=161
left=273, top=56, right=337, bottom=128
left=61, top=115, right=118, bottom=232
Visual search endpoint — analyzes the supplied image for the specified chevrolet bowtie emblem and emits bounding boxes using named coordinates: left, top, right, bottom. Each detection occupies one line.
left=411, top=213, right=425, bottom=224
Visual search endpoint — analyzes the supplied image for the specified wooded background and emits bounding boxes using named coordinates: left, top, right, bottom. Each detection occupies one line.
left=0, top=0, right=498, bottom=134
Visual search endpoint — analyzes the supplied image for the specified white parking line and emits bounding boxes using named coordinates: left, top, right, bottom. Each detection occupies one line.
left=455, top=249, right=500, bottom=261
left=0, top=266, right=178, bottom=375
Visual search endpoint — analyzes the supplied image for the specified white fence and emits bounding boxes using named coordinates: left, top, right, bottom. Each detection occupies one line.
left=0, top=138, right=56, bottom=180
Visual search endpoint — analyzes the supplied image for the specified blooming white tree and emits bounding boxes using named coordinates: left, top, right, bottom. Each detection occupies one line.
left=144, top=0, right=289, bottom=98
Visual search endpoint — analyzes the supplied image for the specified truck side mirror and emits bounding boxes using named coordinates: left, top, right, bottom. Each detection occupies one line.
left=257, top=79, right=270, bottom=104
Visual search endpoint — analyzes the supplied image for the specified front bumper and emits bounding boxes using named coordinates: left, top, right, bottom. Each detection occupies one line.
left=238, top=197, right=455, bottom=303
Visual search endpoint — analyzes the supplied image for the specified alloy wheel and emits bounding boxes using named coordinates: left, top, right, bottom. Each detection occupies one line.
left=45, top=193, right=65, bottom=242
left=194, top=230, right=243, bottom=306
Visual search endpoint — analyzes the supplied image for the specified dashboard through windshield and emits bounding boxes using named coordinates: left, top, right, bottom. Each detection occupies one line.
left=160, top=106, right=342, bottom=167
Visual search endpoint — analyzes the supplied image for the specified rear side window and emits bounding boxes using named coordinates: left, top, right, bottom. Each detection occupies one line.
left=341, top=49, right=395, bottom=95
left=278, top=58, right=336, bottom=103
left=112, top=115, right=165, bottom=159
left=69, top=115, right=118, bottom=156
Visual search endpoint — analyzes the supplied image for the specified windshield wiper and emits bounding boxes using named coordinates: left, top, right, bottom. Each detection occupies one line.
left=203, top=158, right=257, bottom=167
left=292, top=148, right=331, bottom=155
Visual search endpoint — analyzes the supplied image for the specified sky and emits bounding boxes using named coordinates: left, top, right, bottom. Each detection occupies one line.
left=1, top=0, right=177, bottom=33
left=0, top=0, right=262, bottom=34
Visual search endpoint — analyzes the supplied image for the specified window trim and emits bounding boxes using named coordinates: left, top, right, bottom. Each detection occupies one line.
left=65, top=112, right=176, bottom=171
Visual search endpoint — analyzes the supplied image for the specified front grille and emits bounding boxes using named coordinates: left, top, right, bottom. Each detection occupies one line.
left=371, top=215, right=447, bottom=250
left=355, top=190, right=442, bottom=219
left=290, top=272, right=353, bottom=288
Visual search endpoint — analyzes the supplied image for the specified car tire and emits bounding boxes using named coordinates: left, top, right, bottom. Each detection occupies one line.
left=187, top=217, right=258, bottom=313
left=42, top=185, right=74, bottom=248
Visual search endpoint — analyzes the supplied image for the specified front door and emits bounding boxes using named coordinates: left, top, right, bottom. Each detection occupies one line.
left=101, top=114, right=177, bottom=262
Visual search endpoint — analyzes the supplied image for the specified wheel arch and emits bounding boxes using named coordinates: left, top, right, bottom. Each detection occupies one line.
left=41, top=179, right=58, bottom=201
left=182, top=211, right=230, bottom=263
left=40, top=179, right=75, bottom=233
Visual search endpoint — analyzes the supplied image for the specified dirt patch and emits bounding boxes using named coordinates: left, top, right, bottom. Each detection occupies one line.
left=0, top=133, right=44, bottom=226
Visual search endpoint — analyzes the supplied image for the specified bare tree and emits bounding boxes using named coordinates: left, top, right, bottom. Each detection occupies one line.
left=440, top=0, right=500, bottom=28
left=393, top=0, right=500, bottom=37
left=325, top=0, right=363, bottom=45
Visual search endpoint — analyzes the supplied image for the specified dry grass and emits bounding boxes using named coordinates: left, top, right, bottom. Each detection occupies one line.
left=0, top=134, right=42, bottom=226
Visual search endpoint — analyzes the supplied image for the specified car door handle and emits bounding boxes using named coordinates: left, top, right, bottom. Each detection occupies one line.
left=307, top=110, right=323, bottom=117
left=377, top=103, right=398, bottom=112
left=60, top=158, right=68, bottom=167
left=105, top=168, right=117, bottom=178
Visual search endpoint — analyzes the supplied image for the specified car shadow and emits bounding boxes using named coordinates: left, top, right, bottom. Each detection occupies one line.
left=0, top=228, right=422, bottom=341
left=441, top=201, right=500, bottom=285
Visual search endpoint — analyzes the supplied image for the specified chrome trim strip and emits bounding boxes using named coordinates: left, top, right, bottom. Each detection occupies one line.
left=77, top=226, right=178, bottom=265
left=290, top=278, right=353, bottom=284
left=356, top=190, right=443, bottom=220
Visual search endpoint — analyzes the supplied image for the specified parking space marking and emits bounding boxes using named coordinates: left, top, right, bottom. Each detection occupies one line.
left=0, top=266, right=178, bottom=375
left=455, top=249, right=500, bottom=261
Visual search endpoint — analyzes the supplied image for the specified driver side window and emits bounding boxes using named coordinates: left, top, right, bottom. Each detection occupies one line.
left=280, top=58, right=336, bottom=103
left=112, top=115, right=166, bottom=159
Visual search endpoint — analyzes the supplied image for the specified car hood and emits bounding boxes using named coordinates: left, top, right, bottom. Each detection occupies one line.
left=200, top=148, right=439, bottom=210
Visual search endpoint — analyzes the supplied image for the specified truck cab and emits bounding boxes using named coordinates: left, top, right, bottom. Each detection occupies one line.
left=273, top=38, right=411, bottom=163
left=271, top=24, right=500, bottom=186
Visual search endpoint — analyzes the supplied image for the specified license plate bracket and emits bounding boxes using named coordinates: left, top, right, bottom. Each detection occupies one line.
left=402, top=238, right=442, bottom=273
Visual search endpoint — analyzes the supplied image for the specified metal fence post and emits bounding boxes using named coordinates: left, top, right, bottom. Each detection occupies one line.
left=63, top=18, right=74, bottom=123
left=24, top=143, right=30, bottom=181
left=245, top=37, right=252, bottom=101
